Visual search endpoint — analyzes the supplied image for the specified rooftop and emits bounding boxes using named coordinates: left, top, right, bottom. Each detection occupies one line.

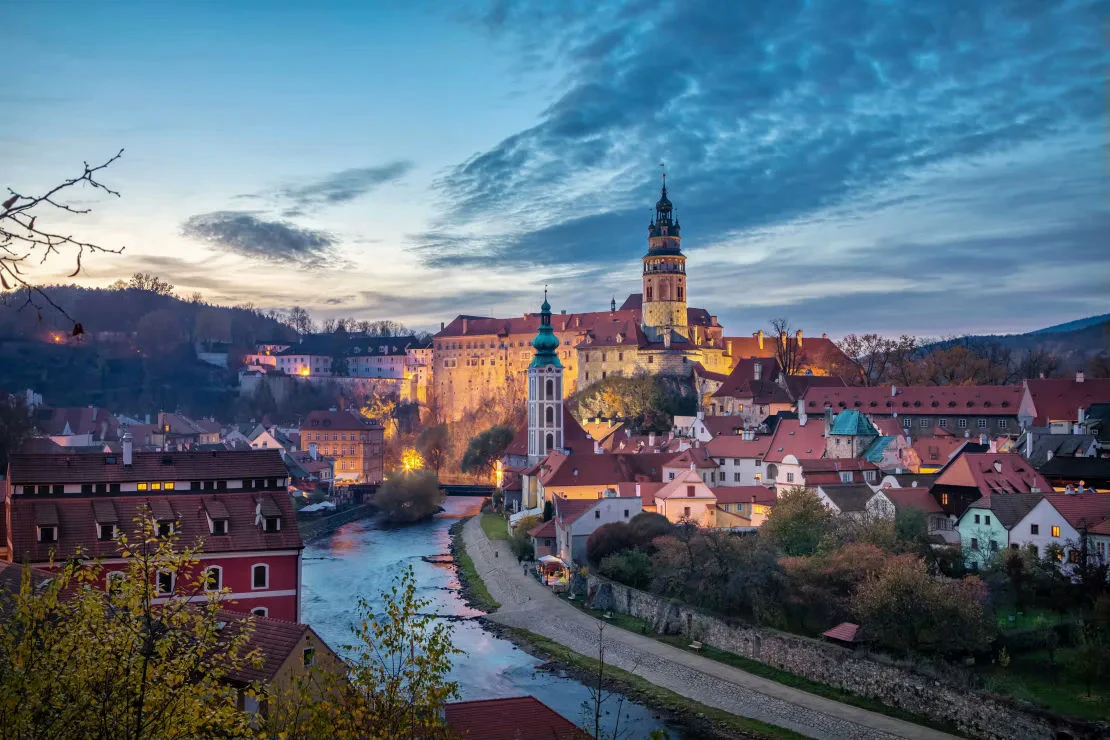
left=8, top=449, right=289, bottom=484
left=444, top=697, right=587, bottom=740
left=805, top=385, right=1023, bottom=415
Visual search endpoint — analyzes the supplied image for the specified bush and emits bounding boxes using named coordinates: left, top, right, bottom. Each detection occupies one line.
left=509, top=515, right=541, bottom=560
left=781, top=543, right=889, bottom=634
left=853, top=557, right=996, bottom=657
left=585, top=522, right=638, bottom=566
left=628, top=511, right=672, bottom=551
left=759, top=487, right=830, bottom=556
left=376, top=469, right=444, bottom=524
left=598, top=550, right=653, bottom=590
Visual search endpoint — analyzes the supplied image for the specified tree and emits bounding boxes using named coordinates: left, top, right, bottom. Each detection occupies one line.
left=543, top=499, right=554, bottom=522
left=0, top=395, right=33, bottom=470
left=361, top=392, right=398, bottom=440
left=1, top=150, right=124, bottom=331
left=586, top=522, right=638, bottom=566
left=509, top=515, right=542, bottom=560
left=781, top=543, right=889, bottom=633
left=759, top=486, right=830, bottom=557
left=627, top=511, right=672, bottom=552
left=598, top=550, right=653, bottom=590
left=460, top=424, right=515, bottom=479
left=853, top=557, right=996, bottom=657
left=416, top=423, right=449, bottom=474
left=375, top=469, right=444, bottom=524
left=286, top=305, right=314, bottom=334
left=127, top=272, right=175, bottom=296
left=0, top=510, right=260, bottom=739
left=1072, top=622, right=1108, bottom=698
left=769, top=318, right=803, bottom=375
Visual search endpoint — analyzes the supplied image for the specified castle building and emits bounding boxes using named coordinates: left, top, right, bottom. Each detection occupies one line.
left=527, top=293, right=564, bottom=465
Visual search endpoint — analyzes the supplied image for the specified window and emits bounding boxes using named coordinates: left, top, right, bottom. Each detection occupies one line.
left=252, top=564, right=269, bottom=589
left=1030, top=524, right=1039, bottom=535
left=151, top=482, right=162, bottom=491
left=786, top=472, right=794, bottom=483
left=989, top=540, right=999, bottom=552
left=156, top=520, right=173, bottom=538
left=204, top=566, right=222, bottom=591
left=998, top=419, right=1008, bottom=429
left=38, top=525, right=57, bottom=543
left=190, top=480, right=201, bottom=491
left=974, top=514, right=980, bottom=524
left=839, top=471, right=853, bottom=483
left=156, top=570, right=175, bottom=595
left=734, top=472, right=742, bottom=482
left=667, top=472, right=675, bottom=481
left=941, top=493, right=949, bottom=505
left=977, top=419, right=987, bottom=429
left=971, top=537, right=979, bottom=550
left=302, top=647, right=316, bottom=667
left=251, top=607, right=268, bottom=617
left=958, top=418, right=967, bottom=428
left=264, top=516, right=281, bottom=533
left=1051, top=525, right=1060, bottom=538
left=864, top=470, right=876, bottom=482
left=1068, top=549, right=1080, bottom=564
left=594, top=510, right=600, bottom=519
left=137, top=482, right=148, bottom=491
left=211, top=518, right=228, bottom=536
left=81, top=483, right=93, bottom=494
left=985, top=516, right=991, bottom=526
left=939, top=419, right=948, bottom=428
left=623, top=509, right=629, bottom=518
left=647, top=356, right=653, bottom=364
left=755, top=459, right=762, bottom=467
left=687, top=485, right=695, bottom=497
left=98, top=523, right=116, bottom=541
left=683, top=506, right=690, bottom=518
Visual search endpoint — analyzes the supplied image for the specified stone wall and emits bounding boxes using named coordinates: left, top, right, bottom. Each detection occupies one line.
left=587, top=575, right=1105, bottom=740
left=296, top=502, right=377, bottom=543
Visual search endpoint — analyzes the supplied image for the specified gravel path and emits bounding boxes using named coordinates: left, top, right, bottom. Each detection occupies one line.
left=462, top=516, right=956, bottom=740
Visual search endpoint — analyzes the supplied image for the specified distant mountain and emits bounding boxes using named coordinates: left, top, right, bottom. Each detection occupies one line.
left=1030, top=313, right=1110, bottom=335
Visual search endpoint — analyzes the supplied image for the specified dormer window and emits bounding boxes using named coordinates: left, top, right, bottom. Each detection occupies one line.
left=212, top=518, right=228, bottom=535
left=264, top=516, right=281, bottom=532
left=156, top=520, right=174, bottom=537
left=38, top=525, right=57, bottom=543
left=98, top=523, right=117, bottom=541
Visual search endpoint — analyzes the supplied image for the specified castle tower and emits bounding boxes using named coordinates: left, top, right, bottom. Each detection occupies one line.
left=642, top=173, right=688, bottom=342
left=527, top=291, right=564, bottom=464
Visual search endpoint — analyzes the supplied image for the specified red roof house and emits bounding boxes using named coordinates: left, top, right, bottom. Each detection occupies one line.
left=444, top=696, right=588, bottom=739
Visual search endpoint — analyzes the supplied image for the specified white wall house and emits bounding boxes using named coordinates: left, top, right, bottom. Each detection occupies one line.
left=654, top=470, right=718, bottom=527
left=555, top=496, right=643, bottom=565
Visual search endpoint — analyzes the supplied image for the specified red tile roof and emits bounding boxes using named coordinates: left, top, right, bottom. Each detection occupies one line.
left=528, top=519, right=556, bottom=538
left=554, top=496, right=598, bottom=526
left=713, top=358, right=780, bottom=398
left=1025, top=377, right=1110, bottom=426
left=665, top=447, right=718, bottom=470
left=301, top=409, right=381, bottom=432
left=1043, top=493, right=1110, bottom=531
left=884, top=487, right=943, bottom=515
left=800, top=459, right=878, bottom=473
left=765, top=418, right=826, bottom=463
left=34, top=406, right=120, bottom=439
left=710, top=486, right=777, bottom=505
left=722, top=336, right=849, bottom=373
left=444, top=696, right=587, bottom=740
left=934, top=453, right=1052, bottom=498
left=822, top=622, right=860, bottom=643
left=1089, top=519, right=1110, bottom=536
left=912, top=435, right=967, bottom=467
left=615, top=481, right=668, bottom=506
left=704, top=434, right=773, bottom=459
left=221, top=610, right=313, bottom=684
left=538, top=452, right=674, bottom=488
left=7, top=449, right=289, bottom=485
left=702, top=416, right=745, bottom=437
left=804, top=385, right=1023, bottom=415
left=8, top=491, right=302, bottom=562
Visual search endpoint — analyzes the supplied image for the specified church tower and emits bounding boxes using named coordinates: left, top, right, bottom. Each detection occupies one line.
left=527, top=291, right=564, bottom=464
left=641, top=174, right=688, bottom=342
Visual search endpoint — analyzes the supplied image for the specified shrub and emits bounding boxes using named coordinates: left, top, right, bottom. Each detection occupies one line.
left=598, top=550, right=653, bottom=590
left=585, top=522, right=637, bottom=566
left=628, top=511, right=672, bottom=551
left=509, top=515, right=541, bottom=560
left=376, top=469, right=444, bottom=524
left=759, top=486, right=830, bottom=556
left=781, top=543, right=889, bottom=633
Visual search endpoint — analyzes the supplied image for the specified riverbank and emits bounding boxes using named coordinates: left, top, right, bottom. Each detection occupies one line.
left=296, top=502, right=377, bottom=542
left=448, top=518, right=500, bottom=612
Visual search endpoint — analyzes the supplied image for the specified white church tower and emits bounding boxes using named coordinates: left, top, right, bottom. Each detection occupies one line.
left=527, top=291, right=564, bottom=465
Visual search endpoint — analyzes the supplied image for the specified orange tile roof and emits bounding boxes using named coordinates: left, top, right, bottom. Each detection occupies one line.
left=615, top=481, right=668, bottom=506
left=1043, top=493, right=1110, bottom=531
left=666, top=447, right=718, bottom=470
left=539, top=451, right=674, bottom=487
left=704, top=434, right=773, bottom=459
left=822, top=622, right=860, bottom=642
left=884, top=487, right=943, bottom=515
left=710, top=486, right=777, bottom=505
left=934, top=453, right=1052, bottom=497
left=765, top=418, right=826, bottom=463
left=444, top=697, right=587, bottom=740
left=301, top=409, right=382, bottom=432
left=528, top=519, right=557, bottom=538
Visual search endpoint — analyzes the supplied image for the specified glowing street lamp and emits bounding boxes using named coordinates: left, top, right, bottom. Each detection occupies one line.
left=401, top=448, right=424, bottom=471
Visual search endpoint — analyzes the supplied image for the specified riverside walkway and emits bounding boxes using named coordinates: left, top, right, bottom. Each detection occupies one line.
left=461, top=516, right=957, bottom=740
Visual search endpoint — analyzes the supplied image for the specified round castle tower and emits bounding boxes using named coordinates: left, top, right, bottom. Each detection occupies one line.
left=641, top=175, right=688, bottom=341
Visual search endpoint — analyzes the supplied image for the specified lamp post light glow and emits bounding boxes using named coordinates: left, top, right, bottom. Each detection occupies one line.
left=401, top=448, right=424, bottom=472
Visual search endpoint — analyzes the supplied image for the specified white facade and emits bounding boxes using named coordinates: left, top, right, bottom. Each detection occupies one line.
left=708, top=455, right=768, bottom=487
left=655, top=470, right=718, bottom=527
left=528, top=365, right=564, bottom=465
left=1010, top=498, right=1079, bottom=559
left=557, top=497, right=643, bottom=564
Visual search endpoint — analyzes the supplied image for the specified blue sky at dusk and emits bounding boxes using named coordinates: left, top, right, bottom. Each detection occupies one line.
left=4, top=0, right=1107, bottom=336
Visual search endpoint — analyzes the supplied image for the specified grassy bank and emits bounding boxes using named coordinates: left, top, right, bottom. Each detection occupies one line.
left=985, top=648, right=1108, bottom=722
left=480, top=511, right=509, bottom=540
left=505, top=626, right=806, bottom=740
left=567, top=601, right=965, bottom=737
left=450, top=519, right=500, bottom=612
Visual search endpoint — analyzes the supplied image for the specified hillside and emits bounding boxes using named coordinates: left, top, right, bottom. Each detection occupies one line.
left=0, top=284, right=296, bottom=417
left=1030, top=313, right=1110, bottom=335
left=926, top=315, right=1109, bottom=372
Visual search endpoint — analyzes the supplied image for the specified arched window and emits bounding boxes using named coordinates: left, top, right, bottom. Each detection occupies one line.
left=545, top=433, right=554, bottom=453
left=646, top=286, right=653, bottom=300
left=204, top=566, right=222, bottom=591
left=251, top=607, right=268, bottom=617
left=545, top=406, right=554, bottom=425
left=252, top=564, right=269, bottom=590
left=545, top=379, right=553, bottom=398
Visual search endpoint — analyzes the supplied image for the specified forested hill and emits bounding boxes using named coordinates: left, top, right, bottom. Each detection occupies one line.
left=0, top=282, right=296, bottom=418
left=928, top=315, right=1109, bottom=372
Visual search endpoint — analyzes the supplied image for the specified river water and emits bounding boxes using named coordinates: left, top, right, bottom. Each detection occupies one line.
left=301, top=496, right=672, bottom=738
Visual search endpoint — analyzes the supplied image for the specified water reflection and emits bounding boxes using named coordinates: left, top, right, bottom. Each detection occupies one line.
left=301, top=496, right=671, bottom=737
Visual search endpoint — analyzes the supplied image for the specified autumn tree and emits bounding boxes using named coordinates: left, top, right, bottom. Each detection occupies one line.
left=127, top=272, right=175, bottom=296
left=0, top=511, right=260, bottom=739
left=376, top=469, right=444, bottom=524
left=416, top=423, right=449, bottom=474
left=1, top=150, right=124, bottom=332
left=361, top=392, right=399, bottom=440
left=769, top=317, right=803, bottom=375
left=759, top=486, right=831, bottom=557
left=460, top=424, right=515, bottom=480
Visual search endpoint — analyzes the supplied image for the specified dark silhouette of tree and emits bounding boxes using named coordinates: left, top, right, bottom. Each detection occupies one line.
left=416, top=423, right=449, bottom=474
left=0, top=395, right=34, bottom=470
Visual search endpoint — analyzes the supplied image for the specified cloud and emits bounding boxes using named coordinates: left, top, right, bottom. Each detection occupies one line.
left=181, top=211, right=337, bottom=268
left=418, top=0, right=1103, bottom=277
left=275, top=161, right=413, bottom=211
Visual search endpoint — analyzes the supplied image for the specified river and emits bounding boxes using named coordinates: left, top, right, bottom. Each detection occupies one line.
left=301, top=496, right=673, bottom=738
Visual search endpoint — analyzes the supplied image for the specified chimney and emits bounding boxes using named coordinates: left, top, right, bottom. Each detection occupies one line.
left=145, top=413, right=151, bottom=424
left=711, top=315, right=718, bottom=326
left=979, top=432, right=988, bottom=446
left=440, top=321, right=444, bottom=331
left=1078, top=407, right=1086, bottom=424
left=1046, top=449, right=1054, bottom=461
left=462, top=318, right=468, bottom=334
left=649, top=432, right=656, bottom=447
left=593, top=440, right=601, bottom=454
left=891, top=384, right=897, bottom=398
left=696, top=410, right=704, bottom=420
left=635, top=482, right=641, bottom=498
left=1076, top=370, right=1085, bottom=383
left=689, top=462, right=696, bottom=471
left=756, top=330, right=764, bottom=350
left=824, top=407, right=833, bottom=436
left=122, top=434, right=133, bottom=466
left=92, top=407, right=98, bottom=421
left=796, top=329, right=803, bottom=348
left=753, top=361, right=762, bottom=381
left=822, top=333, right=828, bottom=339
left=1025, top=431, right=1033, bottom=459
left=797, top=399, right=808, bottom=427
left=663, top=332, right=671, bottom=349
left=727, top=339, right=734, bottom=356
left=310, top=443, right=318, bottom=460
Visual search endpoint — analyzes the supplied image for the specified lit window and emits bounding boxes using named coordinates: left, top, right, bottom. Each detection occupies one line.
left=1051, top=526, right=1060, bottom=538
left=137, top=482, right=148, bottom=491
left=165, top=481, right=175, bottom=490
left=151, top=482, right=162, bottom=490
left=941, top=493, right=949, bottom=505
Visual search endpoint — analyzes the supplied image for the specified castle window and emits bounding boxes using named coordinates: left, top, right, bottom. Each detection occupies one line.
left=646, top=287, right=653, bottom=300
left=677, top=287, right=683, bottom=299
left=545, top=433, right=554, bottom=453
left=545, top=407, right=554, bottom=425
left=546, top=379, right=553, bottom=397
left=618, top=353, right=623, bottom=361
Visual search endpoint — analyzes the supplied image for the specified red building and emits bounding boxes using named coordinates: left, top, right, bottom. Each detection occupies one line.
left=1, top=445, right=304, bottom=621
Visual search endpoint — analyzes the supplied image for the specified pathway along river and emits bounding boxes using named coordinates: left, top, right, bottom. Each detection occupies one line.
left=301, top=496, right=672, bottom=738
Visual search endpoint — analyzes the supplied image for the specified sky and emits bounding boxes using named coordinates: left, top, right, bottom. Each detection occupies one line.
left=4, top=0, right=1107, bottom=337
